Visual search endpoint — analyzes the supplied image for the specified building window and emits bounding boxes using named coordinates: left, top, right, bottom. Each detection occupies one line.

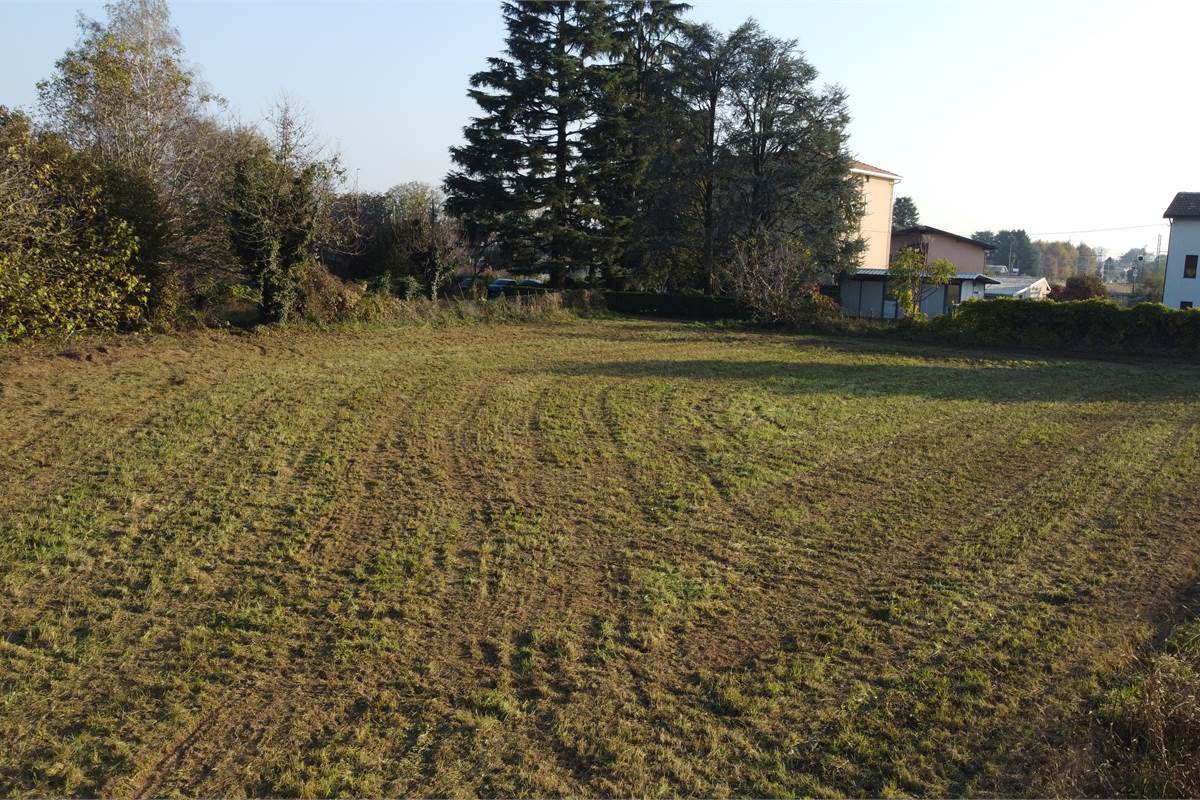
left=1186, top=254, right=1198, bottom=279
left=1183, top=301, right=1195, bottom=310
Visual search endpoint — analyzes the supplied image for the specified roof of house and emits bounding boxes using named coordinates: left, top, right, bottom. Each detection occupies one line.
left=988, top=275, right=1049, bottom=287
left=1163, top=192, right=1200, bottom=218
left=850, top=160, right=901, bottom=180
left=847, top=268, right=1000, bottom=285
left=893, top=225, right=998, bottom=251
left=984, top=275, right=1050, bottom=295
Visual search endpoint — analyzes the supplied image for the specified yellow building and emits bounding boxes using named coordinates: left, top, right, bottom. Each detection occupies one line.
left=850, top=161, right=902, bottom=268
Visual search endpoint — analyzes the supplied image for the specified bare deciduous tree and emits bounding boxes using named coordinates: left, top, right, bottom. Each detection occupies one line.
left=725, top=234, right=832, bottom=323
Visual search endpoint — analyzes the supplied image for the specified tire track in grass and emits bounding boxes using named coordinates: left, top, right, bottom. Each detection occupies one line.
left=50, top=393, right=374, bottom=786
left=770, top=408, right=1200, bottom=795
left=630, top=406, right=1122, bottom=794
left=111, top=358, right=437, bottom=798
left=583, top=379, right=1152, bottom=791
left=0, top=339, right=277, bottom=532
left=949, top=411, right=1200, bottom=794
left=6, top=321, right=1200, bottom=797
left=475, top=353, right=1043, bottom=793
left=120, top=341, right=522, bottom=795
left=490, top=348, right=1030, bottom=792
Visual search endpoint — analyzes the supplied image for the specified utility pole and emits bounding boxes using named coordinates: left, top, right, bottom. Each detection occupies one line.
left=1154, top=233, right=1164, bottom=303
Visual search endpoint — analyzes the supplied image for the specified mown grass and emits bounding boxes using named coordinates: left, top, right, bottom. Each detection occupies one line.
left=2, top=317, right=1199, bottom=797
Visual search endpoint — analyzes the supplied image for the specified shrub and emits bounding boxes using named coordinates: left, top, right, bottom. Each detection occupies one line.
left=337, top=290, right=576, bottom=328
left=334, top=183, right=469, bottom=299
left=0, top=109, right=148, bottom=341
left=1050, top=273, right=1107, bottom=302
left=299, top=261, right=360, bottom=324
left=560, top=289, right=607, bottom=312
left=889, top=248, right=956, bottom=319
left=921, top=298, right=1200, bottom=354
left=725, top=234, right=825, bottom=323
left=368, top=272, right=423, bottom=301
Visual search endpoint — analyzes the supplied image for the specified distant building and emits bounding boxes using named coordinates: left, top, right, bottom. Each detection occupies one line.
left=1163, top=192, right=1200, bottom=310
left=984, top=275, right=1051, bottom=300
left=890, top=226, right=997, bottom=274
left=851, top=161, right=902, bottom=268
left=840, top=269, right=998, bottom=319
left=838, top=224, right=999, bottom=318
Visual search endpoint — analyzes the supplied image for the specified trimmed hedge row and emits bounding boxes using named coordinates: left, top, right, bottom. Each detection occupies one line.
left=603, top=291, right=746, bottom=319
left=921, top=298, right=1200, bottom=354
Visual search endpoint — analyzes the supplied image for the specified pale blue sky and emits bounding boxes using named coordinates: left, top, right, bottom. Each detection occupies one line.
left=3, top=0, right=1197, bottom=255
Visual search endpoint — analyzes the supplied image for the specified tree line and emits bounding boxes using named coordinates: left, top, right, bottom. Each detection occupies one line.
left=1, top=0, right=865, bottom=341
left=895, top=198, right=1123, bottom=288
left=971, top=229, right=1102, bottom=282
left=445, top=0, right=864, bottom=292
left=0, top=0, right=477, bottom=340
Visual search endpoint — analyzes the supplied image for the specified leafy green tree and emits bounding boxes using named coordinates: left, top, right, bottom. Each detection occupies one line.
left=892, top=196, right=919, bottom=229
left=375, top=183, right=470, bottom=298
left=1034, top=240, right=1079, bottom=282
left=1119, top=247, right=1148, bottom=267
left=722, top=22, right=863, bottom=274
left=446, top=1, right=611, bottom=286
left=1076, top=242, right=1097, bottom=275
left=227, top=105, right=339, bottom=323
left=1051, top=273, right=1106, bottom=301
left=980, top=229, right=1037, bottom=274
left=37, top=0, right=229, bottom=307
left=229, top=149, right=314, bottom=323
left=0, top=108, right=147, bottom=340
left=889, top=245, right=954, bottom=319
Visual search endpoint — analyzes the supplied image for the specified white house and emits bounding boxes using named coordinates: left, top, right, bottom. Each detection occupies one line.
left=984, top=275, right=1051, bottom=300
left=1163, top=192, right=1200, bottom=310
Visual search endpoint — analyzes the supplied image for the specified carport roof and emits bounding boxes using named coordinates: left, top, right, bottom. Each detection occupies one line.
left=845, top=268, right=999, bottom=284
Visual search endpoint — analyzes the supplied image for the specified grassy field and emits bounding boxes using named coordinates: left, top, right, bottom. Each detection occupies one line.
left=2, top=317, right=1199, bottom=797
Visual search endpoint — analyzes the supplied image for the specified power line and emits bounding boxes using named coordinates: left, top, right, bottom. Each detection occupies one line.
left=1032, top=224, right=1171, bottom=236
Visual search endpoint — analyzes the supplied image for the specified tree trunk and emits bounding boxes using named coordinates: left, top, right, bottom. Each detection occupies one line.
left=551, top=6, right=569, bottom=289
left=702, top=90, right=718, bottom=294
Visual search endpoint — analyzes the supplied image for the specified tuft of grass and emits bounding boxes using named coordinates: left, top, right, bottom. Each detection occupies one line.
left=472, top=687, right=521, bottom=720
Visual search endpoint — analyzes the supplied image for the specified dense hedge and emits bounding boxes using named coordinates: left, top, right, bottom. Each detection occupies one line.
left=604, top=291, right=746, bottom=319
left=922, top=298, right=1200, bottom=354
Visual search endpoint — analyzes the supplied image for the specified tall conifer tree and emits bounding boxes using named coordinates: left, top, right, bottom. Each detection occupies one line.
left=446, top=1, right=609, bottom=286
left=588, top=2, right=690, bottom=285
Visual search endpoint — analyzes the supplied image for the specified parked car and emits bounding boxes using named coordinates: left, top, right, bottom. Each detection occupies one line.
left=517, top=278, right=544, bottom=288
left=487, top=278, right=517, bottom=298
